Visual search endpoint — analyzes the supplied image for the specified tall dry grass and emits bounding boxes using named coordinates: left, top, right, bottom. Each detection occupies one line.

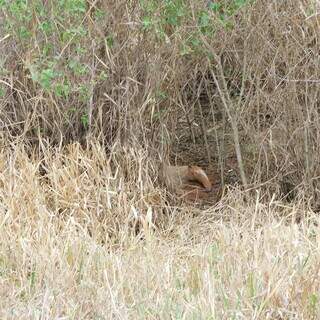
left=1, top=0, right=320, bottom=318
left=1, top=144, right=320, bottom=319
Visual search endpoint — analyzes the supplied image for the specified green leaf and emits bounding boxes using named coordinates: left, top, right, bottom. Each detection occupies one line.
left=68, top=106, right=77, bottom=113
left=39, top=68, right=56, bottom=90
left=106, top=35, right=114, bottom=48
left=0, top=86, right=5, bottom=98
left=55, top=82, right=70, bottom=98
left=208, top=2, right=221, bottom=12
left=68, top=60, right=87, bottom=76
left=81, top=114, right=89, bottom=128
left=142, top=16, right=152, bottom=30
left=40, top=21, right=53, bottom=34
left=18, top=26, right=32, bottom=39
left=99, top=71, right=108, bottom=81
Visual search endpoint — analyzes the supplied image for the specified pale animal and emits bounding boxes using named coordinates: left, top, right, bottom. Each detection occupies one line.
left=161, top=165, right=212, bottom=193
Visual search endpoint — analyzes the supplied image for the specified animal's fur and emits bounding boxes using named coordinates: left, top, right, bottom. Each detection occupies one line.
left=161, top=165, right=212, bottom=193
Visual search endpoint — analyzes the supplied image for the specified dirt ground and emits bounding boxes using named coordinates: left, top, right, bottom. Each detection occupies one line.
left=170, top=97, right=241, bottom=205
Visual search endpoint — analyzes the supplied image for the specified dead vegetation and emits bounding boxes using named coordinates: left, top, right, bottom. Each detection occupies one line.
left=1, top=0, right=320, bottom=318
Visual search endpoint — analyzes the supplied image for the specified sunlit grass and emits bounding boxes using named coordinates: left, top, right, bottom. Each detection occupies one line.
left=0, top=145, right=319, bottom=319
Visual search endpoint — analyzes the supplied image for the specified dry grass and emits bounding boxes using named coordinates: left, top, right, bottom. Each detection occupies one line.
left=2, top=0, right=320, bottom=318
left=0, top=144, right=320, bottom=319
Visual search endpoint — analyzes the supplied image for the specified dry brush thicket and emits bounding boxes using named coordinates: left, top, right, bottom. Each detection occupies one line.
left=1, top=0, right=320, bottom=202
left=1, top=0, right=320, bottom=318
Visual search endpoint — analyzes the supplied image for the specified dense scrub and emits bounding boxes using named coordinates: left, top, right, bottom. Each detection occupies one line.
left=1, top=0, right=320, bottom=318
left=2, top=0, right=320, bottom=202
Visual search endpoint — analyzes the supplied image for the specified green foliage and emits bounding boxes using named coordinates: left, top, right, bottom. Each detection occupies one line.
left=28, top=270, right=36, bottom=290
left=81, top=113, right=89, bottom=128
left=58, top=0, right=86, bottom=16
left=55, top=82, right=71, bottom=98
left=140, top=0, right=187, bottom=39
left=155, top=90, right=167, bottom=101
left=0, top=0, right=253, bottom=131
left=208, top=2, right=222, bottom=12
left=139, top=0, right=252, bottom=57
left=39, top=21, right=54, bottom=34
left=198, top=10, right=214, bottom=36
left=0, top=86, right=5, bottom=98
left=98, top=71, right=108, bottom=81
left=94, top=8, right=106, bottom=21
left=39, top=68, right=57, bottom=90
left=68, top=59, right=88, bottom=76
left=5, top=1, right=32, bottom=40
left=78, top=84, right=90, bottom=102
left=42, top=43, right=53, bottom=57
left=106, top=35, right=114, bottom=48
left=309, top=293, right=318, bottom=317
left=163, top=0, right=186, bottom=27
left=0, top=0, right=105, bottom=129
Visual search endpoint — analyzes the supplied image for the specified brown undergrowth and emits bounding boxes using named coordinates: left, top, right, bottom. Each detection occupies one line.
left=1, top=142, right=320, bottom=318
left=1, top=0, right=320, bottom=318
left=2, top=0, right=320, bottom=204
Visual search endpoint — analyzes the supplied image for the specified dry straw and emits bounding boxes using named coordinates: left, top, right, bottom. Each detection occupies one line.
left=1, top=0, right=320, bottom=318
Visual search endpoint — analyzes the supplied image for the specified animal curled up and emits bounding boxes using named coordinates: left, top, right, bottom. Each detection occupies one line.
left=161, top=164, right=213, bottom=194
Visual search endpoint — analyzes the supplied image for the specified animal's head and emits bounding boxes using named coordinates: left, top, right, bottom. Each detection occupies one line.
left=188, top=165, right=213, bottom=192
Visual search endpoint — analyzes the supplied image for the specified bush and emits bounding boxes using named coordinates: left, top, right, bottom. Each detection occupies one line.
left=1, top=0, right=320, bottom=204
